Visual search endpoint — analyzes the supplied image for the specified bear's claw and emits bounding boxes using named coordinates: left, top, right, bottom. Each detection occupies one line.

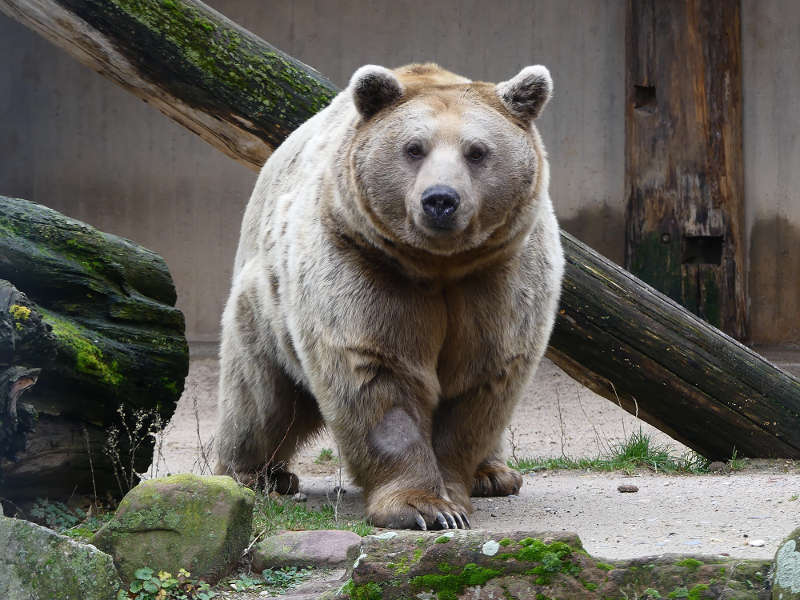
left=369, top=489, right=471, bottom=530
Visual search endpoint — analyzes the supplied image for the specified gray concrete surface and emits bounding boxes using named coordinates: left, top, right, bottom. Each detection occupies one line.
left=152, top=348, right=800, bottom=561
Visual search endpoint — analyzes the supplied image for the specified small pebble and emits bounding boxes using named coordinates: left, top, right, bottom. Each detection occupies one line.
left=617, top=485, right=639, bottom=493
left=293, top=492, right=308, bottom=502
left=748, top=539, right=765, bottom=547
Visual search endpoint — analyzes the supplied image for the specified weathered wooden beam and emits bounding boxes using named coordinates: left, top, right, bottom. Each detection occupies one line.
left=625, top=0, right=746, bottom=340
left=0, top=197, right=189, bottom=499
left=0, top=0, right=337, bottom=170
left=547, top=233, right=800, bottom=460
left=2, top=0, right=799, bottom=459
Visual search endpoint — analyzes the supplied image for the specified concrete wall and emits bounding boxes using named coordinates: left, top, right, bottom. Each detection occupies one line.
left=0, top=0, right=626, bottom=342
left=0, top=5, right=255, bottom=342
left=742, top=0, right=800, bottom=345
left=0, top=0, right=797, bottom=344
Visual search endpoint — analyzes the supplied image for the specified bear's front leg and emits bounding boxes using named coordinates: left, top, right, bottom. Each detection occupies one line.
left=320, top=360, right=470, bottom=530
left=433, top=354, right=532, bottom=506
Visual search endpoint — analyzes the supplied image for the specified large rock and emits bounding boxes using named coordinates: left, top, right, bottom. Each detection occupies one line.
left=774, top=527, right=800, bottom=600
left=252, top=529, right=362, bottom=571
left=0, top=515, right=121, bottom=600
left=339, top=530, right=772, bottom=600
left=92, top=473, right=254, bottom=583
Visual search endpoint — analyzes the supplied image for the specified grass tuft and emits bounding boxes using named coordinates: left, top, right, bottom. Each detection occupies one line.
left=251, top=492, right=373, bottom=537
left=509, top=429, right=710, bottom=475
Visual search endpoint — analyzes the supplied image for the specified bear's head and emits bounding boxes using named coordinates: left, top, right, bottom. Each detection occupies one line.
left=347, top=63, right=553, bottom=263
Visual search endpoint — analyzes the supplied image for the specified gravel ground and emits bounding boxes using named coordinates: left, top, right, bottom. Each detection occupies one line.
left=150, top=347, right=800, bottom=562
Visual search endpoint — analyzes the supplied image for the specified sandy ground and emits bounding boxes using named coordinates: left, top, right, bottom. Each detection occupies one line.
left=149, top=346, right=800, bottom=561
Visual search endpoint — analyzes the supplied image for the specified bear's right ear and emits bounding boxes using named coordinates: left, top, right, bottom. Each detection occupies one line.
left=350, top=65, right=404, bottom=120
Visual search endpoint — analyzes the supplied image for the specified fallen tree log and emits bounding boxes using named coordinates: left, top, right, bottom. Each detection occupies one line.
left=2, top=0, right=799, bottom=459
left=0, top=197, right=189, bottom=499
left=0, top=0, right=336, bottom=170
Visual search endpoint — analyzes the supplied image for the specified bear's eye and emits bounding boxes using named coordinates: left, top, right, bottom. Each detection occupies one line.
left=466, top=144, right=488, bottom=163
left=405, top=142, right=425, bottom=160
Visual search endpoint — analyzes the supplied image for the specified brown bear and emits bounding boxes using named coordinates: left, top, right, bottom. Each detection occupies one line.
left=214, top=63, right=564, bottom=530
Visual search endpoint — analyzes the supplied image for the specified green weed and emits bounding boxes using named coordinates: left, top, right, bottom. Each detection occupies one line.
left=509, top=429, right=709, bottom=475
left=117, top=567, right=216, bottom=600
left=727, top=448, right=748, bottom=471
left=224, top=567, right=312, bottom=594
left=260, top=567, right=313, bottom=592
left=314, top=448, right=335, bottom=463
left=252, top=492, right=373, bottom=537
left=28, top=498, right=112, bottom=541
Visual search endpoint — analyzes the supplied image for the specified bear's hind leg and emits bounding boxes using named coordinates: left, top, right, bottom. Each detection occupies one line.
left=214, top=294, right=323, bottom=493
left=471, top=449, right=523, bottom=497
left=215, top=354, right=322, bottom=493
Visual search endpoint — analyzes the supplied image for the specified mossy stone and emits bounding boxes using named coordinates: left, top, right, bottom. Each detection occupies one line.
left=342, top=530, right=771, bottom=599
left=92, top=474, right=254, bottom=583
left=0, top=515, right=121, bottom=600
left=774, top=527, right=800, bottom=600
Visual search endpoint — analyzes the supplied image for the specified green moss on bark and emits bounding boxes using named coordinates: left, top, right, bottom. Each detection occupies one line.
left=40, top=309, right=123, bottom=387
left=101, top=0, right=336, bottom=141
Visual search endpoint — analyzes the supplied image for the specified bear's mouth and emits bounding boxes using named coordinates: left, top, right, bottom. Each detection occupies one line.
left=422, top=213, right=460, bottom=232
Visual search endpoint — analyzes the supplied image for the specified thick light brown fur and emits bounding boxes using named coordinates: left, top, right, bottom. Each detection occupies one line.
left=215, top=63, right=564, bottom=529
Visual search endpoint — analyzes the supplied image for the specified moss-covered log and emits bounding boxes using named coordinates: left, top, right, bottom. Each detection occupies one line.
left=0, top=0, right=336, bottom=170
left=0, top=197, right=189, bottom=499
left=2, top=0, right=799, bottom=459
left=0, top=280, right=41, bottom=469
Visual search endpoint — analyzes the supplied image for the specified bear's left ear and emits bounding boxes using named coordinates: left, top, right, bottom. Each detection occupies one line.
left=496, top=65, right=552, bottom=122
left=350, top=65, right=405, bottom=120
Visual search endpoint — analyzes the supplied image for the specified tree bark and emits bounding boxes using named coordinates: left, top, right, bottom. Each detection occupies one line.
left=547, top=233, right=800, bottom=459
left=0, top=0, right=337, bottom=170
left=2, top=0, right=799, bottom=459
left=0, top=197, right=189, bottom=499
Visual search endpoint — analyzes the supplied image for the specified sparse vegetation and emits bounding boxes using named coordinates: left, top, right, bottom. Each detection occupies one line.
left=104, top=404, right=165, bottom=495
left=27, top=498, right=112, bottom=541
left=509, top=429, right=710, bottom=475
left=115, top=566, right=313, bottom=599
left=314, top=447, right=336, bottom=464
left=726, top=448, right=748, bottom=471
left=116, top=567, right=217, bottom=600
left=251, top=492, right=373, bottom=537
left=258, top=567, right=313, bottom=593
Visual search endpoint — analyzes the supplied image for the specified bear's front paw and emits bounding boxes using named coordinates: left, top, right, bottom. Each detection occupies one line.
left=368, top=489, right=471, bottom=530
left=471, top=461, right=523, bottom=497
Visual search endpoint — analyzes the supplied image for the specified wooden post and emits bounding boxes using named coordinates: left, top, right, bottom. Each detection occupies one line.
left=625, top=0, right=746, bottom=339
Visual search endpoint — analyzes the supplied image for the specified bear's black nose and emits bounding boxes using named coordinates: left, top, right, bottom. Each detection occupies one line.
left=421, top=185, right=460, bottom=227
